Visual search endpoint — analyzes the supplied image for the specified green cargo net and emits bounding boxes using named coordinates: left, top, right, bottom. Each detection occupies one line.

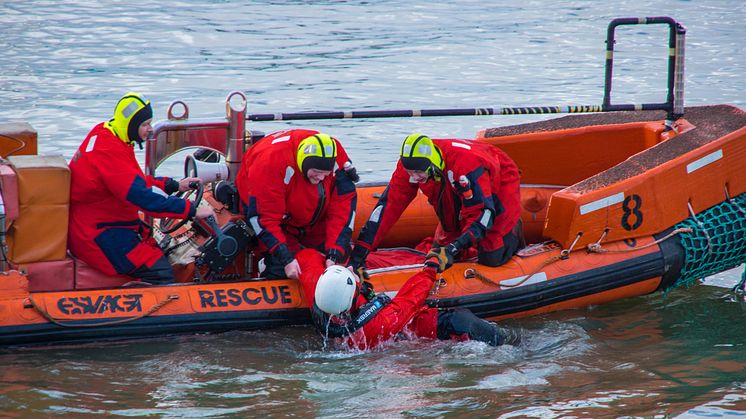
left=673, top=192, right=746, bottom=288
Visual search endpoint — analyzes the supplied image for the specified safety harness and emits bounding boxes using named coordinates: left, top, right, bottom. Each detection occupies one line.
left=311, top=291, right=391, bottom=339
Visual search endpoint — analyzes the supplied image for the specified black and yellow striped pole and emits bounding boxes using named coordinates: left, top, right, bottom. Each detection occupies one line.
left=248, top=103, right=634, bottom=122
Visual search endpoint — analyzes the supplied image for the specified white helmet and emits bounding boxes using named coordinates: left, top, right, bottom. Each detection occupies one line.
left=315, top=265, right=358, bottom=315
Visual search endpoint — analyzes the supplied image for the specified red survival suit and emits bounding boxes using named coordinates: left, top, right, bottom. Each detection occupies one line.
left=68, top=123, right=195, bottom=277
left=356, top=139, right=521, bottom=266
left=236, top=129, right=356, bottom=276
left=297, top=249, right=514, bottom=349
left=297, top=249, right=438, bottom=350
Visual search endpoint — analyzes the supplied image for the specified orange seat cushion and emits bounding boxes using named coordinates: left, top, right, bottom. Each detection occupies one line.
left=74, top=257, right=130, bottom=290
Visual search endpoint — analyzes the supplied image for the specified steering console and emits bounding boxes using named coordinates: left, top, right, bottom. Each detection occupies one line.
left=159, top=181, right=204, bottom=234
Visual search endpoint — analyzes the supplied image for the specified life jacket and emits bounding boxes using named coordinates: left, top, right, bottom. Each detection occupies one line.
left=311, top=293, right=392, bottom=339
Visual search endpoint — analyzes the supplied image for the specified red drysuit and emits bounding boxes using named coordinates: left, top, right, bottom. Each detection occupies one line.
left=356, top=139, right=520, bottom=261
left=236, top=129, right=356, bottom=267
left=68, top=122, right=194, bottom=276
left=296, top=249, right=438, bottom=350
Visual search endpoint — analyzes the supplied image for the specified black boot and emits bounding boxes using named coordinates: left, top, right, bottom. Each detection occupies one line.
left=437, top=307, right=520, bottom=346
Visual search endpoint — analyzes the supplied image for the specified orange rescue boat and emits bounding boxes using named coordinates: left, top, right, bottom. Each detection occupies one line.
left=0, top=16, right=744, bottom=346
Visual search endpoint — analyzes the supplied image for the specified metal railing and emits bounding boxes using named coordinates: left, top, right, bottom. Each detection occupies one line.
left=145, top=92, right=261, bottom=180
left=603, top=17, right=686, bottom=124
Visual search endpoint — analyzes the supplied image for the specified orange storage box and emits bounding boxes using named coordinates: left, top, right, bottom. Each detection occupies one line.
left=6, top=155, right=70, bottom=264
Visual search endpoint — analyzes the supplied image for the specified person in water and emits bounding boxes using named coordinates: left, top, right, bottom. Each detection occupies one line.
left=348, top=133, right=524, bottom=273
left=235, top=129, right=358, bottom=279
left=68, top=92, right=215, bottom=284
left=296, top=247, right=518, bottom=350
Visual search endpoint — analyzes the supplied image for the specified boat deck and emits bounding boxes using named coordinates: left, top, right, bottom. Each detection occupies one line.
left=484, top=105, right=746, bottom=193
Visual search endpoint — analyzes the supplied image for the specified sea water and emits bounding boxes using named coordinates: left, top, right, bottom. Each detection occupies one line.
left=1, top=1, right=745, bottom=417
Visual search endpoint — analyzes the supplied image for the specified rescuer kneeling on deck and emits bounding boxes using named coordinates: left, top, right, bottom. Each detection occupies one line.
left=235, top=129, right=358, bottom=279
left=349, top=133, right=524, bottom=273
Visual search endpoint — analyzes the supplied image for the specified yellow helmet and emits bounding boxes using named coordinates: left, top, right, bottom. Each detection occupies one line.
left=400, top=133, right=443, bottom=172
left=104, top=92, right=153, bottom=146
left=296, top=133, right=337, bottom=176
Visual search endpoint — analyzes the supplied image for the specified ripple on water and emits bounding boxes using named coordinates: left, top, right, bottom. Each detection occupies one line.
left=1, top=1, right=745, bottom=417
left=476, top=366, right=555, bottom=389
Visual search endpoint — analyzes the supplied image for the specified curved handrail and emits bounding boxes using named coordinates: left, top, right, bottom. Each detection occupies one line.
left=145, top=91, right=254, bottom=179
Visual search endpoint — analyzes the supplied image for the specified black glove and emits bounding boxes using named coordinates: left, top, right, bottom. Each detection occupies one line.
left=450, top=234, right=472, bottom=255
left=348, top=245, right=369, bottom=271
left=164, top=178, right=180, bottom=195
left=360, top=280, right=376, bottom=301
left=424, top=246, right=453, bottom=273
left=445, top=243, right=460, bottom=259
left=343, top=162, right=360, bottom=183
left=325, top=248, right=344, bottom=265
left=354, top=266, right=370, bottom=282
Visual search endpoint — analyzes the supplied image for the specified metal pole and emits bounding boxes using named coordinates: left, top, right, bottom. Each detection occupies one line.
left=225, top=91, right=247, bottom=182
left=245, top=103, right=676, bottom=122
left=673, top=23, right=687, bottom=119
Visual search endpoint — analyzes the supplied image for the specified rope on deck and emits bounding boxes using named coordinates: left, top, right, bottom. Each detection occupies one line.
left=586, top=227, right=691, bottom=254
left=462, top=227, right=690, bottom=290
